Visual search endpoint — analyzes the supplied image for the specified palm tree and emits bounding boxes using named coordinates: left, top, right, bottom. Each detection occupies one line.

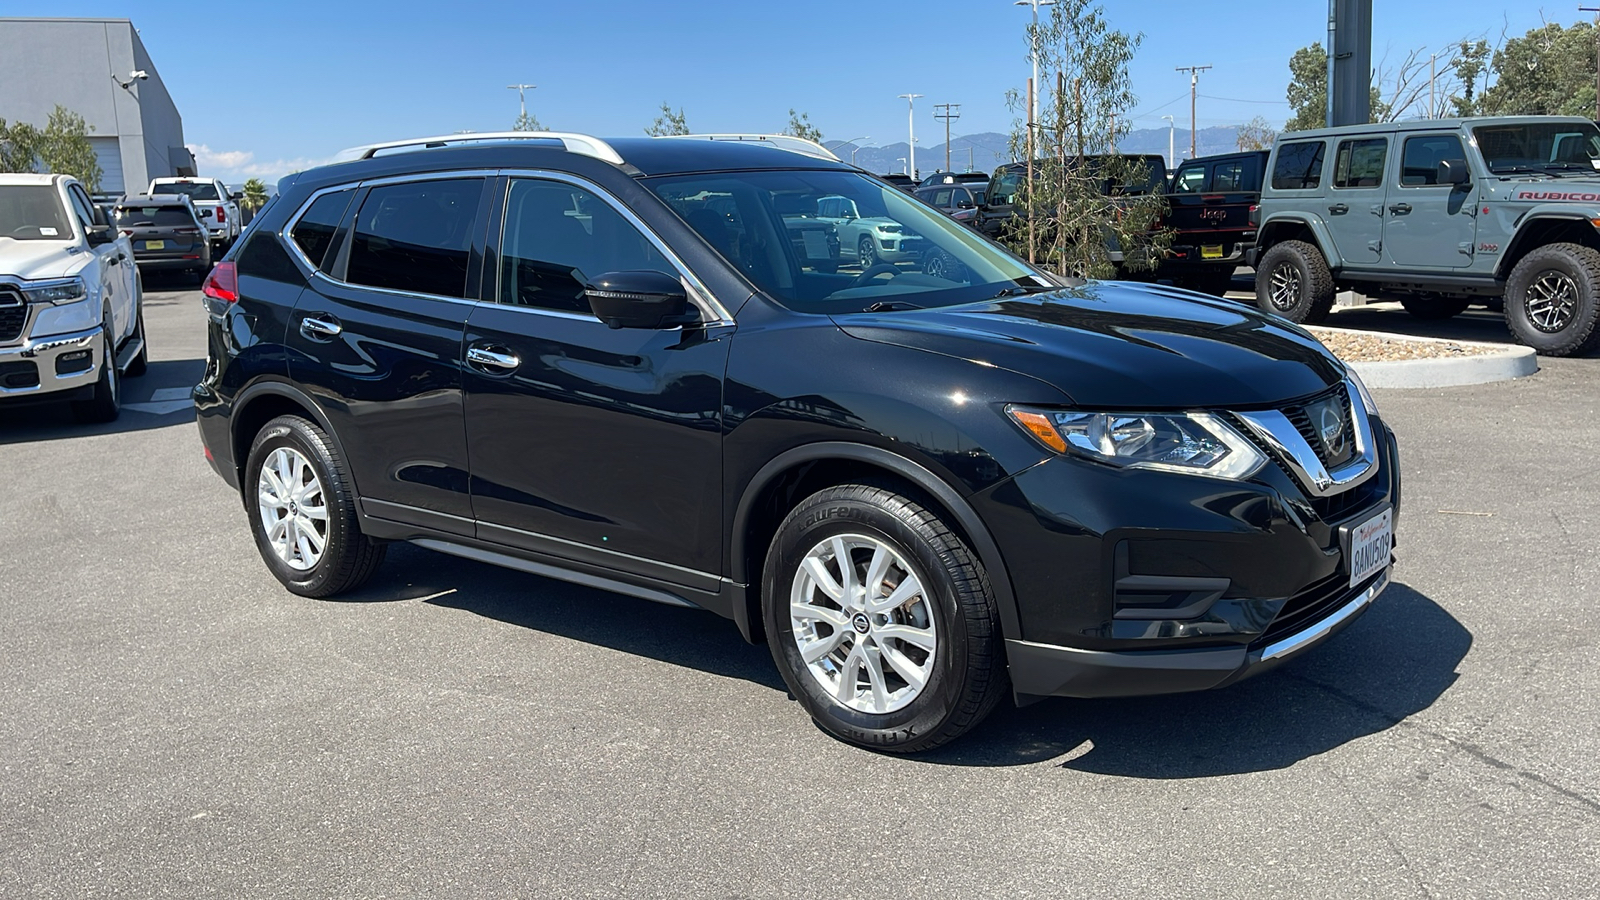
left=241, top=178, right=268, bottom=212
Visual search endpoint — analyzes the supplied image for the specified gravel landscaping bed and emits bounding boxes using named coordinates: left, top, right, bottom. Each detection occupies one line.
left=1305, top=326, right=1502, bottom=363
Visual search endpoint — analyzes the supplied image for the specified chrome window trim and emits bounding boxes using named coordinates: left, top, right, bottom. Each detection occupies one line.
left=1235, top=383, right=1377, bottom=498
left=494, top=168, right=733, bottom=326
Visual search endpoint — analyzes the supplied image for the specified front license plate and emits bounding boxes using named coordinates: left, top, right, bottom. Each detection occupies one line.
left=144, top=240, right=165, bottom=250
left=1345, top=507, right=1392, bottom=588
left=1200, top=244, right=1224, bottom=259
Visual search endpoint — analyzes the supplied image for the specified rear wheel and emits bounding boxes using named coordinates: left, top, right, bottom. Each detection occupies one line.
left=1255, top=240, right=1335, bottom=324
left=1399, top=294, right=1471, bottom=320
left=1504, top=243, right=1600, bottom=357
left=763, top=483, right=1007, bottom=753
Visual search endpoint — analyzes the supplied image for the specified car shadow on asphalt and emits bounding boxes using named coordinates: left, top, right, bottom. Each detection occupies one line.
left=0, top=358, right=205, bottom=444
left=918, top=581, right=1470, bottom=774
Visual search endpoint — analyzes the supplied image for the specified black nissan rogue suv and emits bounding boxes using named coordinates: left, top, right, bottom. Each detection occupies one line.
left=195, top=132, right=1400, bottom=753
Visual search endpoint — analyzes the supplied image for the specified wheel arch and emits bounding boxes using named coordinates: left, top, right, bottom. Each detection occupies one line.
left=1255, top=215, right=1335, bottom=267
left=729, top=441, right=1021, bottom=646
left=229, top=380, right=353, bottom=504
left=1499, top=214, right=1600, bottom=279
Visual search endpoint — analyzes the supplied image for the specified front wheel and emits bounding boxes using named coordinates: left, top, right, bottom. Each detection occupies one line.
left=1255, top=240, right=1335, bottom=324
left=1504, top=243, right=1600, bottom=357
left=70, top=321, right=120, bottom=423
left=858, top=235, right=879, bottom=268
left=123, top=301, right=148, bottom=378
left=762, top=483, right=1008, bottom=753
left=245, top=415, right=386, bottom=597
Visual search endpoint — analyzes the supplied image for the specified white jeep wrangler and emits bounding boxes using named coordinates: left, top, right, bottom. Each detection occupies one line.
left=0, top=173, right=147, bottom=422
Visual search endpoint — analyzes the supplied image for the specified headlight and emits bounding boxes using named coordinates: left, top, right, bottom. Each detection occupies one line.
left=877, top=224, right=902, bottom=234
left=1008, top=406, right=1267, bottom=480
left=1347, top=369, right=1379, bottom=417
left=22, top=277, right=88, bottom=305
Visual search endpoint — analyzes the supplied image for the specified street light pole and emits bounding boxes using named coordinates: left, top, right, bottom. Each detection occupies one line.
left=898, top=93, right=923, bottom=180
left=896, top=157, right=907, bottom=175
left=839, top=135, right=870, bottom=165
left=507, top=83, right=536, bottom=117
left=1161, top=115, right=1175, bottom=169
left=1015, top=0, right=1056, bottom=144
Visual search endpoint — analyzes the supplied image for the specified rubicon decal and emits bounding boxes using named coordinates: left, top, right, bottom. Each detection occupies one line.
left=1517, top=191, right=1600, bottom=201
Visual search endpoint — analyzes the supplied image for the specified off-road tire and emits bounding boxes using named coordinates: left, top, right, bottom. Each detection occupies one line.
left=1398, top=295, right=1470, bottom=321
left=70, top=319, right=120, bottom=423
left=1256, top=240, right=1335, bottom=324
left=245, top=415, right=386, bottom=597
left=1504, top=243, right=1600, bottom=357
left=762, top=483, right=1008, bottom=753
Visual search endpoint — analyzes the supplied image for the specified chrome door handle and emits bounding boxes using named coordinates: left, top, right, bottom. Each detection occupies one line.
left=1328, top=203, right=1349, bottom=214
left=299, top=316, right=342, bottom=338
left=466, top=346, right=520, bottom=371
left=1388, top=203, right=1412, bottom=215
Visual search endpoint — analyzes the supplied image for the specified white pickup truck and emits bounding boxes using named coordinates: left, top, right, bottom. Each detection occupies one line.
left=148, top=176, right=242, bottom=251
left=0, top=173, right=147, bottom=422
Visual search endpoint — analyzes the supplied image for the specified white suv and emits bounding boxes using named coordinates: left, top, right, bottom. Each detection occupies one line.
left=0, top=173, right=146, bottom=422
left=147, top=176, right=241, bottom=250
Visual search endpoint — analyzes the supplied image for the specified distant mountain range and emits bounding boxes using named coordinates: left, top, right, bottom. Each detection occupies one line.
left=827, top=125, right=1246, bottom=177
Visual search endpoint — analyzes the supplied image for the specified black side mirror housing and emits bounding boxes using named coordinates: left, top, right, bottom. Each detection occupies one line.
left=85, top=223, right=115, bottom=246
left=1438, top=158, right=1470, bottom=187
left=230, top=191, right=244, bottom=201
left=584, top=270, right=696, bottom=329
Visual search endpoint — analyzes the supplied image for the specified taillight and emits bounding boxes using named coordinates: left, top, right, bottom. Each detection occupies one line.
left=1248, top=204, right=1260, bottom=226
left=216, top=207, right=226, bottom=223
left=176, top=227, right=201, bottom=234
left=120, top=229, right=133, bottom=236
left=202, top=261, right=239, bottom=304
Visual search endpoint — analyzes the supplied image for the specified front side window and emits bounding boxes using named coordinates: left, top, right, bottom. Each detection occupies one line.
left=1173, top=164, right=1207, bottom=193
left=1400, top=135, right=1468, bottom=185
left=289, top=189, right=356, bottom=270
left=1333, top=138, right=1388, bottom=188
left=498, top=178, right=676, bottom=313
left=0, top=185, right=74, bottom=240
left=990, top=170, right=1022, bottom=205
left=1272, top=141, right=1326, bottom=190
left=346, top=179, right=483, bottom=299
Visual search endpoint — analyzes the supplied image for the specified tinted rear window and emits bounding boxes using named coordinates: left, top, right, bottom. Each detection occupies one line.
left=116, top=205, right=196, bottom=228
left=1272, top=141, right=1326, bottom=190
left=290, top=189, right=356, bottom=270
left=155, top=181, right=221, bottom=201
left=346, top=179, right=484, bottom=299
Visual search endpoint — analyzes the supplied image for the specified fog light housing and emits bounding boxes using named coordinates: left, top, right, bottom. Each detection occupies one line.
left=56, top=350, right=92, bottom=375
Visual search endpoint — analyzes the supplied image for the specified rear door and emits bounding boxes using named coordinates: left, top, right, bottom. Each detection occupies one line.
left=1322, top=134, right=1392, bottom=267
left=285, top=175, right=490, bottom=534
left=1384, top=131, right=1478, bottom=270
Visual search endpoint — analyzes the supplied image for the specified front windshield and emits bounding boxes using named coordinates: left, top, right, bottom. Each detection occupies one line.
left=647, top=170, right=1046, bottom=313
left=157, top=181, right=221, bottom=201
left=0, top=185, right=75, bottom=241
left=1474, top=122, right=1600, bottom=174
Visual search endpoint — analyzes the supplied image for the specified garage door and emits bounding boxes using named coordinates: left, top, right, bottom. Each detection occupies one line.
left=89, top=138, right=124, bottom=195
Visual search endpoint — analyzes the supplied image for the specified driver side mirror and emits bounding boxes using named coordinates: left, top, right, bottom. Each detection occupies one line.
left=230, top=191, right=244, bottom=202
left=85, top=223, right=115, bottom=246
left=1437, top=158, right=1470, bottom=187
left=584, top=270, right=698, bottom=330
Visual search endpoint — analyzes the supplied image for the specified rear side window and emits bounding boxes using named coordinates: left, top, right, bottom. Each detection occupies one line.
left=1212, top=160, right=1246, bottom=191
left=1271, top=141, right=1326, bottom=190
left=1333, top=138, right=1388, bottom=188
left=1400, top=134, right=1467, bottom=185
left=289, top=189, right=356, bottom=271
left=115, top=205, right=197, bottom=228
left=346, top=179, right=484, bottom=299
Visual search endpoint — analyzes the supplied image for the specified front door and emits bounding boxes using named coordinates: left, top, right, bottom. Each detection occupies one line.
left=1322, top=136, right=1391, bottom=268
left=285, top=176, right=490, bottom=533
left=463, top=175, right=731, bottom=587
left=1384, top=132, right=1479, bottom=270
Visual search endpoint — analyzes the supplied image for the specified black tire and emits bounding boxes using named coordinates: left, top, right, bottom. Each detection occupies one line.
left=1399, top=294, right=1471, bottom=321
left=858, top=235, right=879, bottom=268
left=244, top=415, right=386, bottom=597
left=1504, top=243, right=1600, bottom=357
left=1255, top=240, right=1335, bottom=324
left=123, top=303, right=148, bottom=378
left=762, top=483, right=1008, bottom=753
left=70, top=320, right=120, bottom=423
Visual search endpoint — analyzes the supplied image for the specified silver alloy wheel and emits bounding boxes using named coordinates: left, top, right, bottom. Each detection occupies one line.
left=789, top=533, right=937, bottom=714
left=1268, top=262, right=1302, bottom=311
left=1525, top=269, right=1579, bottom=333
left=859, top=236, right=878, bottom=268
left=256, top=447, right=330, bottom=571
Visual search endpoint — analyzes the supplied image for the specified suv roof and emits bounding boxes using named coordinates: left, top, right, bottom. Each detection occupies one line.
left=1274, top=114, right=1597, bottom=142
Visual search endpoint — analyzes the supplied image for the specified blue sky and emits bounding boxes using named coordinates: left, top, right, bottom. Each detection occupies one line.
left=15, top=0, right=1569, bottom=185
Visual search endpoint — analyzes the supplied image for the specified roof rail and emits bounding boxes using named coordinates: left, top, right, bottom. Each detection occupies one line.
left=332, top=131, right=625, bottom=165
left=658, top=133, right=841, bottom=162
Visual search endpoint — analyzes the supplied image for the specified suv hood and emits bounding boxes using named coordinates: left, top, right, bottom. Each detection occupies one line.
left=0, top=239, right=85, bottom=282
left=835, top=281, right=1344, bottom=408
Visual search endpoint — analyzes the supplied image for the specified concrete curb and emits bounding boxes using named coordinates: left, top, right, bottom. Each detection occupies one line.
left=1308, top=326, right=1539, bottom=389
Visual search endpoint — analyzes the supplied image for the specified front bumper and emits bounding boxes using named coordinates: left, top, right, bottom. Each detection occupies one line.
left=0, top=324, right=104, bottom=400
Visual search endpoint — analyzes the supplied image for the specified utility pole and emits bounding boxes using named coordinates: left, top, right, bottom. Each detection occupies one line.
left=934, top=103, right=961, bottom=173
left=898, top=93, right=923, bottom=180
left=506, top=83, right=536, bottom=117
left=1585, top=7, right=1600, bottom=120
left=1174, top=65, right=1211, bottom=160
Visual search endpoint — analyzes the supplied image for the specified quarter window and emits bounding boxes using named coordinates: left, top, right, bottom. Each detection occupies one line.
left=1173, top=165, right=1207, bottom=193
left=1212, top=160, right=1245, bottom=192
left=1271, top=141, right=1326, bottom=190
left=498, top=178, right=676, bottom=313
left=1332, top=138, right=1388, bottom=188
left=1400, top=134, right=1467, bottom=186
left=289, top=189, right=356, bottom=271
left=346, top=179, right=484, bottom=299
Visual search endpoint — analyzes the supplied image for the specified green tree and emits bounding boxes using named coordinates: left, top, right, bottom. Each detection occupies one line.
left=783, top=108, right=823, bottom=142
left=512, top=110, right=544, bottom=132
left=0, top=118, right=41, bottom=172
left=1479, top=21, right=1598, bottom=116
left=645, top=103, right=689, bottom=137
left=1001, top=0, right=1169, bottom=278
left=37, top=106, right=102, bottom=192
left=1283, top=43, right=1388, bottom=131
left=1451, top=39, right=1492, bottom=116
left=240, top=177, right=269, bottom=211
left=1236, top=116, right=1277, bottom=151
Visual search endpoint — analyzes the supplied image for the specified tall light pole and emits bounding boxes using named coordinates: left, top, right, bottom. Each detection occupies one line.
left=507, top=83, right=536, bottom=117
left=839, top=135, right=870, bottom=165
left=898, top=93, right=923, bottom=180
left=1174, top=65, right=1211, bottom=159
left=1015, top=0, right=1056, bottom=140
left=1161, top=115, right=1175, bottom=169
left=897, top=157, right=908, bottom=175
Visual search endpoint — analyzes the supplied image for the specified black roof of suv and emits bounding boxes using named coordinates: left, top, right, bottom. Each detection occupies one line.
left=195, top=130, right=1400, bottom=754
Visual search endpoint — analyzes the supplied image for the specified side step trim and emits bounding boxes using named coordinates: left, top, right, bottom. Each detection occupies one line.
left=411, top=538, right=702, bottom=609
left=115, top=336, right=145, bottom=374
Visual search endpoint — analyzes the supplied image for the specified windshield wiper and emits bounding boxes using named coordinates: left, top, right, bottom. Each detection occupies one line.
left=988, top=284, right=1055, bottom=300
left=863, top=300, right=923, bottom=312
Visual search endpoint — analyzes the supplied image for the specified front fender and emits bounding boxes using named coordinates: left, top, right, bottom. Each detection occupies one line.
left=1497, top=206, right=1600, bottom=277
left=1256, top=213, right=1337, bottom=266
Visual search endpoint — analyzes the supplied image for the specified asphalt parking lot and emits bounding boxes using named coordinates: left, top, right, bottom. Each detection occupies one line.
left=3, top=278, right=1597, bottom=899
